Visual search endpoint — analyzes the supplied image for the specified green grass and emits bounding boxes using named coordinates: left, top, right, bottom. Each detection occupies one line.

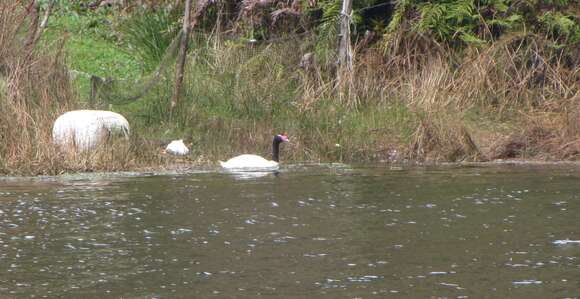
left=43, top=13, right=141, bottom=102
left=36, top=9, right=577, bottom=167
left=39, top=13, right=450, bottom=163
left=2, top=2, right=577, bottom=177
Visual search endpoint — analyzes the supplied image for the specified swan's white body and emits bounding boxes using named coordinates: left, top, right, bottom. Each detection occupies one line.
left=219, top=154, right=279, bottom=171
left=165, top=139, right=189, bottom=156
left=52, top=110, right=130, bottom=151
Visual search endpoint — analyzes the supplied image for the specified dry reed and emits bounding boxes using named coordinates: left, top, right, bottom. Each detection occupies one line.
left=0, top=2, right=167, bottom=175
left=1, top=2, right=577, bottom=176
left=347, top=30, right=578, bottom=161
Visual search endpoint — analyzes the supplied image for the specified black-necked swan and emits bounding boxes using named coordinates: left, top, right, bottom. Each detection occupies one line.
left=220, top=134, right=289, bottom=170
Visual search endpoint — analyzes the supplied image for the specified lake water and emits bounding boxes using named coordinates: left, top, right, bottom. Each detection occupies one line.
left=0, top=164, right=578, bottom=298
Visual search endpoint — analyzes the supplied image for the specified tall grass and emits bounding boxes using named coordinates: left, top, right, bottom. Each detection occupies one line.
left=3, top=3, right=577, bottom=176
left=0, top=2, right=73, bottom=174
left=130, top=27, right=577, bottom=163
left=118, top=7, right=181, bottom=72
left=348, top=28, right=578, bottom=161
left=0, top=2, right=166, bottom=175
left=119, top=33, right=430, bottom=163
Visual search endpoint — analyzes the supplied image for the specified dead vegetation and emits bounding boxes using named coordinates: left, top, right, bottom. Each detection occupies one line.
left=350, top=30, right=578, bottom=162
left=0, top=2, right=168, bottom=175
left=1, top=2, right=578, bottom=176
left=490, top=94, right=579, bottom=160
left=408, top=115, right=484, bottom=162
left=0, top=2, right=72, bottom=174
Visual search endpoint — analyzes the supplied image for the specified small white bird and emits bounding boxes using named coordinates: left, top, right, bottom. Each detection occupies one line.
left=165, top=139, right=189, bottom=156
left=220, top=133, right=289, bottom=171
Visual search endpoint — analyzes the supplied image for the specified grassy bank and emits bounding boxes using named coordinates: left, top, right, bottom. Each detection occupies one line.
left=0, top=3, right=578, bottom=175
left=0, top=4, right=163, bottom=175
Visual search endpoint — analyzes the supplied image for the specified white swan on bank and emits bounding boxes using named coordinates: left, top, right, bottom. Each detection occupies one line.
left=165, top=139, right=189, bottom=156
left=220, top=134, right=289, bottom=171
left=52, top=110, right=130, bottom=151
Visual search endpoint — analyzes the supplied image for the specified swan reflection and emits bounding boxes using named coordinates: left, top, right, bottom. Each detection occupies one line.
left=224, top=170, right=279, bottom=180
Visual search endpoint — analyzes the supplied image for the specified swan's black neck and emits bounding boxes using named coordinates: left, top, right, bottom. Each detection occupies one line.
left=272, top=137, right=281, bottom=162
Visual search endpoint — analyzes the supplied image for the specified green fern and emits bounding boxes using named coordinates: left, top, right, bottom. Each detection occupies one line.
left=314, top=0, right=367, bottom=65
left=318, top=0, right=342, bottom=26
left=488, top=14, right=522, bottom=29
left=314, top=0, right=342, bottom=65
left=543, top=0, right=572, bottom=8
left=459, top=31, right=485, bottom=44
left=539, top=11, right=579, bottom=41
left=479, top=0, right=509, bottom=12
left=387, top=0, right=413, bottom=32
left=413, top=0, right=481, bottom=45
left=450, top=0, right=476, bottom=24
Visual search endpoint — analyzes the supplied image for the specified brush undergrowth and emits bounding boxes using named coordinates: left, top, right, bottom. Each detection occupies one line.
left=1, top=2, right=577, bottom=175
left=145, top=29, right=577, bottom=163
left=0, top=2, right=167, bottom=175
left=119, top=34, right=421, bottom=164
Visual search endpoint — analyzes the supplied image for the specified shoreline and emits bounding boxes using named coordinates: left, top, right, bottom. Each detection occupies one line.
left=1, top=159, right=578, bottom=180
left=1, top=2, right=578, bottom=181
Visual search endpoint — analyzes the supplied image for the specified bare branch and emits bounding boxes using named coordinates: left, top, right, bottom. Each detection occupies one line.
left=170, top=0, right=192, bottom=119
left=33, top=0, right=55, bottom=44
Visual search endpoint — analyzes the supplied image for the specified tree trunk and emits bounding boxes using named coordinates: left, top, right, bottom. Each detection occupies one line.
left=170, top=0, right=192, bottom=120
left=25, top=0, right=40, bottom=54
left=33, top=0, right=55, bottom=45
left=337, top=0, right=353, bottom=84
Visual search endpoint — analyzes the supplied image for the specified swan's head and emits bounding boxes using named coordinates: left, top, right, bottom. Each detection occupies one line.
left=275, top=133, right=289, bottom=143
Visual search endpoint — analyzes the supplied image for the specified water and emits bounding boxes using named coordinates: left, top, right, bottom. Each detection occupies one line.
left=0, top=164, right=578, bottom=298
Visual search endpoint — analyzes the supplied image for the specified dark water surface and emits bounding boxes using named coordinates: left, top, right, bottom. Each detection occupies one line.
left=0, top=164, right=578, bottom=298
